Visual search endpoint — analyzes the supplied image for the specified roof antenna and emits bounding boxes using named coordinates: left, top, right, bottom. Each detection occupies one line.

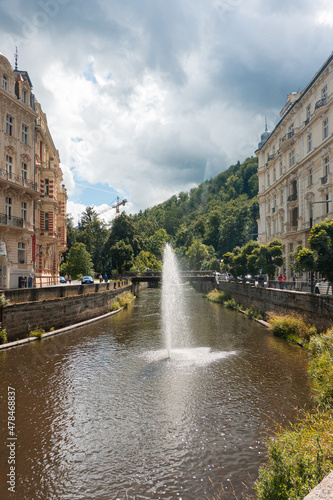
left=14, top=46, right=18, bottom=70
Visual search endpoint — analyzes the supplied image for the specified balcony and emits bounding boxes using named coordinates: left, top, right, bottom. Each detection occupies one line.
left=267, top=154, right=275, bottom=162
left=280, top=130, right=295, bottom=143
left=287, top=193, right=297, bottom=202
left=315, top=97, right=327, bottom=110
left=0, top=213, right=23, bottom=228
left=304, top=117, right=310, bottom=125
left=0, top=169, right=37, bottom=191
left=321, top=175, right=328, bottom=185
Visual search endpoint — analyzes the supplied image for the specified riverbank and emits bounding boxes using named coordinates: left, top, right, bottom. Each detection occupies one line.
left=0, top=281, right=142, bottom=341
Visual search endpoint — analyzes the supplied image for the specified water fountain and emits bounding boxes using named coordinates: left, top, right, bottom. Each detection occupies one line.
left=161, top=243, right=233, bottom=364
left=161, top=243, right=188, bottom=358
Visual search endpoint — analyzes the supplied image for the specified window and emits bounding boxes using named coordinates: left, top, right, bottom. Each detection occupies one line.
left=289, top=149, right=295, bottom=167
left=267, top=172, right=270, bottom=187
left=22, top=124, right=28, bottom=144
left=280, top=162, right=283, bottom=176
left=22, top=162, right=27, bottom=180
left=18, top=242, right=25, bottom=264
left=6, top=197, right=12, bottom=219
left=307, top=104, right=311, bottom=118
left=6, top=155, right=12, bottom=179
left=323, top=118, right=329, bottom=140
left=280, top=190, right=284, bottom=204
left=289, top=123, right=294, bottom=135
left=326, top=194, right=330, bottom=214
left=324, top=157, right=330, bottom=176
left=273, top=167, right=276, bottom=182
left=6, top=114, right=13, bottom=136
left=22, top=90, right=27, bottom=104
left=307, top=133, right=312, bottom=152
left=322, top=85, right=328, bottom=99
left=309, top=168, right=313, bottom=185
left=44, top=212, right=49, bottom=231
left=2, top=74, right=7, bottom=90
left=21, top=202, right=27, bottom=221
left=45, top=179, right=49, bottom=196
left=290, top=243, right=294, bottom=253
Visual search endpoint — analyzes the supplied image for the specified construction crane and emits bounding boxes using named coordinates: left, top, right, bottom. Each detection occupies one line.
left=97, top=197, right=127, bottom=216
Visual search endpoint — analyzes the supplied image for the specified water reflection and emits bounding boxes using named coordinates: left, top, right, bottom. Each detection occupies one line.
left=0, top=287, right=311, bottom=499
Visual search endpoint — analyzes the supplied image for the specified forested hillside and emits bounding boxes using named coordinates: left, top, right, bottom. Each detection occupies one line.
left=62, top=156, right=259, bottom=276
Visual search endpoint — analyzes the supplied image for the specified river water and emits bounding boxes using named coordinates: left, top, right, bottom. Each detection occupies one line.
left=0, top=287, right=311, bottom=499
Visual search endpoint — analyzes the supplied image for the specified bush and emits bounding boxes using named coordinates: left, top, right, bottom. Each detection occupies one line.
left=245, top=305, right=265, bottom=321
left=206, top=289, right=231, bottom=303
left=255, top=410, right=333, bottom=500
left=111, top=300, right=121, bottom=311
left=29, top=327, right=45, bottom=339
left=307, top=329, right=333, bottom=406
left=0, top=325, right=7, bottom=344
left=0, top=293, right=9, bottom=307
left=268, top=314, right=316, bottom=344
left=224, top=298, right=239, bottom=310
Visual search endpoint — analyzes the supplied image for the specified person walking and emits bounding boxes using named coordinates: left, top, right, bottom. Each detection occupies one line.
left=28, top=274, right=34, bottom=288
left=68, top=275, right=72, bottom=284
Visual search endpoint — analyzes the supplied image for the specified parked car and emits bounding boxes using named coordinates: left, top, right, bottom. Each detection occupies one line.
left=314, top=281, right=332, bottom=294
left=81, top=276, right=94, bottom=284
left=60, top=276, right=67, bottom=283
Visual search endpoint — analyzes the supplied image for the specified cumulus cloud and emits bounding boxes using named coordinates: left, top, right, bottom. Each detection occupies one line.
left=0, top=0, right=332, bottom=217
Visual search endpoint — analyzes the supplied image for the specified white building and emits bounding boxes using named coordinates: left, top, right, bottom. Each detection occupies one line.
left=256, top=52, right=333, bottom=278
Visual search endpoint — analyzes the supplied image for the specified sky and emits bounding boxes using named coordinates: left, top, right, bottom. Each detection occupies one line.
left=0, top=0, right=333, bottom=224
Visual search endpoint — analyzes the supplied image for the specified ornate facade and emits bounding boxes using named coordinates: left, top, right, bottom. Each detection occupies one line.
left=0, top=53, right=67, bottom=288
left=256, top=52, right=333, bottom=279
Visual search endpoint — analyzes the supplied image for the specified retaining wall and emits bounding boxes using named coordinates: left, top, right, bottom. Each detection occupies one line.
left=210, top=281, right=333, bottom=328
left=2, top=282, right=134, bottom=341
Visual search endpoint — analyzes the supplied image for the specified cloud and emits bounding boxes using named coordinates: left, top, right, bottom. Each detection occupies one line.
left=0, top=0, right=332, bottom=218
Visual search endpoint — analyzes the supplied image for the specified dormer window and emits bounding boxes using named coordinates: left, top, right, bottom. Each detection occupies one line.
left=2, top=74, right=7, bottom=90
left=22, top=90, right=27, bottom=103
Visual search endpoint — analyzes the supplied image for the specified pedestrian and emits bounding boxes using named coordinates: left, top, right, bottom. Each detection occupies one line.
left=21, top=276, right=26, bottom=288
left=282, top=275, right=287, bottom=289
left=65, top=274, right=68, bottom=281
left=292, top=274, right=297, bottom=290
left=28, top=274, right=34, bottom=288
left=278, top=274, right=283, bottom=289
left=99, top=274, right=103, bottom=283
left=104, top=274, right=108, bottom=283
left=68, top=275, right=72, bottom=284
left=258, top=274, right=264, bottom=287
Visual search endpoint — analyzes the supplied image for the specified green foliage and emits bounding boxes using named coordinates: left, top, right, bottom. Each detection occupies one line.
left=132, top=250, right=162, bottom=272
left=0, top=293, right=9, bottom=308
left=255, top=419, right=332, bottom=500
left=0, top=324, right=7, bottom=344
left=307, top=329, right=333, bottom=405
left=206, top=289, right=231, bottom=303
left=185, top=240, right=216, bottom=270
left=76, top=207, right=109, bottom=274
left=224, top=298, right=239, bottom=310
left=110, top=240, right=134, bottom=274
left=268, top=314, right=316, bottom=344
left=28, top=327, right=45, bottom=339
left=61, top=242, right=94, bottom=279
left=255, top=325, right=333, bottom=499
left=245, top=305, right=264, bottom=320
left=257, top=238, right=284, bottom=279
left=295, top=219, right=333, bottom=284
left=111, top=300, right=121, bottom=311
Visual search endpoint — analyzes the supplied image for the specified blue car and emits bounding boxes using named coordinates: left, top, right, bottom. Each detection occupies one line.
left=81, top=276, right=94, bottom=284
left=60, top=276, right=67, bottom=283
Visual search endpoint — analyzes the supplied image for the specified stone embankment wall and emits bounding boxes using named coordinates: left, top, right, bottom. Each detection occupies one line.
left=192, top=280, right=333, bottom=328
left=2, top=281, right=137, bottom=341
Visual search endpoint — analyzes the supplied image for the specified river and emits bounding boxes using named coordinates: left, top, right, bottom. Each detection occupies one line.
left=0, top=286, right=311, bottom=499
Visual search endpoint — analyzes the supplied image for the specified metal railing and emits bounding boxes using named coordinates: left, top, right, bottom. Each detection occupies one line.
left=315, top=97, right=327, bottom=109
left=0, top=213, right=24, bottom=227
left=0, top=168, right=37, bottom=191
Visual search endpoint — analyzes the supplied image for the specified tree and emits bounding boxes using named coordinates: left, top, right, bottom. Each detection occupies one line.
left=60, top=242, right=94, bottom=279
left=132, top=250, right=162, bottom=272
left=185, top=241, right=215, bottom=270
left=110, top=240, right=134, bottom=274
left=256, top=239, right=284, bottom=279
left=295, top=220, right=333, bottom=286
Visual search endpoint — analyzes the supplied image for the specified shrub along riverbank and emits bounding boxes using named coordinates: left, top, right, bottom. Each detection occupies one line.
left=206, top=289, right=333, bottom=499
